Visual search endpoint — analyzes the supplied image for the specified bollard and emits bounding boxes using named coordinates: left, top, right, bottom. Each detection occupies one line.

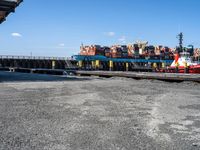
left=78, top=61, right=83, bottom=69
left=175, top=62, right=179, bottom=73
left=161, top=62, right=166, bottom=72
left=95, top=60, right=100, bottom=70
left=153, top=63, right=157, bottom=68
left=162, top=62, right=165, bottom=68
left=153, top=63, right=157, bottom=72
left=184, top=62, right=189, bottom=73
left=52, top=60, right=56, bottom=69
left=126, top=63, right=129, bottom=71
left=109, top=61, right=113, bottom=71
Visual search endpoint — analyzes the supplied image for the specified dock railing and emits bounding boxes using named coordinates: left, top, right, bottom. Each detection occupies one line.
left=0, top=55, right=74, bottom=61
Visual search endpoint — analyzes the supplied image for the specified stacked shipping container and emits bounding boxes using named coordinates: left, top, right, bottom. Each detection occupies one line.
left=79, top=43, right=198, bottom=60
left=194, top=48, right=200, bottom=58
left=80, top=45, right=104, bottom=56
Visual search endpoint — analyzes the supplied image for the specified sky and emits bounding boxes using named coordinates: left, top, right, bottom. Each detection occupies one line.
left=0, top=0, right=200, bottom=57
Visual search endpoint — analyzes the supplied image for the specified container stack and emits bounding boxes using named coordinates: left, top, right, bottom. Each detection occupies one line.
left=163, top=47, right=170, bottom=59
left=134, top=44, right=140, bottom=56
left=80, top=45, right=88, bottom=55
left=194, top=48, right=200, bottom=58
left=79, top=42, right=199, bottom=60
left=136, top=41, right=148, bottom=55
left=103, top=46, right=111, bottom=58
left=110, top=45, right=122, bottom=58
left=148, top=45, right=156, bottom=57
left=121, top=45, right=128, bottom=58
left=127, top=44, right=134, bottom=57
left=80, top=45, right=104, bottom=56
left=127, top=44, right=141, bottom=57
left=155, top=46, right=163, bottom=56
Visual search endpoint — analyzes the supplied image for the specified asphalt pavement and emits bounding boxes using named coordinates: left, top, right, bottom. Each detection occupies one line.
left=0, top=71, right=200, bottom=150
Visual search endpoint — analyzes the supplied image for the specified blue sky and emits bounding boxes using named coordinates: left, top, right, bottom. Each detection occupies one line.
left=0, top=0, right=200, bottom=57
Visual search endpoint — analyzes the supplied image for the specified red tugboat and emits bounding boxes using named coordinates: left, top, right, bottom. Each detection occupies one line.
left=167, top=52, right=200, bottom=73
left=167, top=33, right=200, bottom=74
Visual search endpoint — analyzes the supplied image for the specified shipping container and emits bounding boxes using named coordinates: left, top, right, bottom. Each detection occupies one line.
left=127, top=44, right=134, bottom=57
left=155, top=45, right=163, bottom=55
left=79, top=42, right=180, bottom=61
left=110, top=46, right=122, bottom=58
left=194, top=48, right=200, bottom=57
left=103, top=46, right=111, bottom=58
left=80, top=45, right=104, bottom=56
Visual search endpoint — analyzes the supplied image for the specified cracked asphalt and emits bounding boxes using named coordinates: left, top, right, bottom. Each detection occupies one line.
left=0, top=71, right=200, bottom=150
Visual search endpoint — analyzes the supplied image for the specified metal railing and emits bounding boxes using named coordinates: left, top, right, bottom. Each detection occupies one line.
left=0, top=55, right=74, bottom=61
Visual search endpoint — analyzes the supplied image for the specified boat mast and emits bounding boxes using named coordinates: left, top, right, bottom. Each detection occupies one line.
left=178, top=32, right=183, bottom=52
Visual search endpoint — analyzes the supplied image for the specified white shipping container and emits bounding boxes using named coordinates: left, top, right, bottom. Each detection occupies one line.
left=139, top=48, right=143, bottom=55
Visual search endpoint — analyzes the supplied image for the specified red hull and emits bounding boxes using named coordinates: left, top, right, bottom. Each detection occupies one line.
left=166, top=65, right=200, bottom=74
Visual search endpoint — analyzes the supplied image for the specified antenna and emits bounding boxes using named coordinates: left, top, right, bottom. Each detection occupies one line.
left=178, top=32, right=183, bottom=52
left=81, top=43, right=84, bottom=50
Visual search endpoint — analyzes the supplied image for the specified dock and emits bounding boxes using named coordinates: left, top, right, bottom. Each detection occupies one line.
left=75, top=71, right=200, bottom=82
left=0, top=55, right=77, bottom=70
left=0, top=67, right=76, bottom=75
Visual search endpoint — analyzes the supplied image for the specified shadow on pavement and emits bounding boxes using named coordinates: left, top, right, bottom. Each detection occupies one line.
left=0, top=71, right=90, bottom=82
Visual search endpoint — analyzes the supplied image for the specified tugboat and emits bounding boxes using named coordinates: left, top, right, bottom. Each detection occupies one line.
left=168, top=52, right=200, bottom=73
left=167, top=33, right=200, bottom=74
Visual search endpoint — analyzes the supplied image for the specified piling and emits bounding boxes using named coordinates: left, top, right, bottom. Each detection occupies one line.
left=153, top=63, right=157, bottom=71
left=95, top=60, right=100, bottom=70
left=126, top=62, right=129, bottom=71
left=175, top=62, right=179, bottom=73
left=109, top=60, right=113, bottom=71
left=162, top=62, right=165, bottom=68
left=78, top=61, right=83, bottom=69
left=52, top=61, right=56, bottom=69
left=184, top=62, right=189, bottom=73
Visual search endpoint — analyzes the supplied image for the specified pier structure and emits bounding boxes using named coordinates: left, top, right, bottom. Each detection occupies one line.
left=73, top=55, right=173, bottom=72
left=75, top=71, right=200, bottom=82
left=0, top=55, right=77, bottom=70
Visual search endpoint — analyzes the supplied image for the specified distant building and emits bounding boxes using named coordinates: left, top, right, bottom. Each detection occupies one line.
left=0, top=0, right=23, bottom=24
